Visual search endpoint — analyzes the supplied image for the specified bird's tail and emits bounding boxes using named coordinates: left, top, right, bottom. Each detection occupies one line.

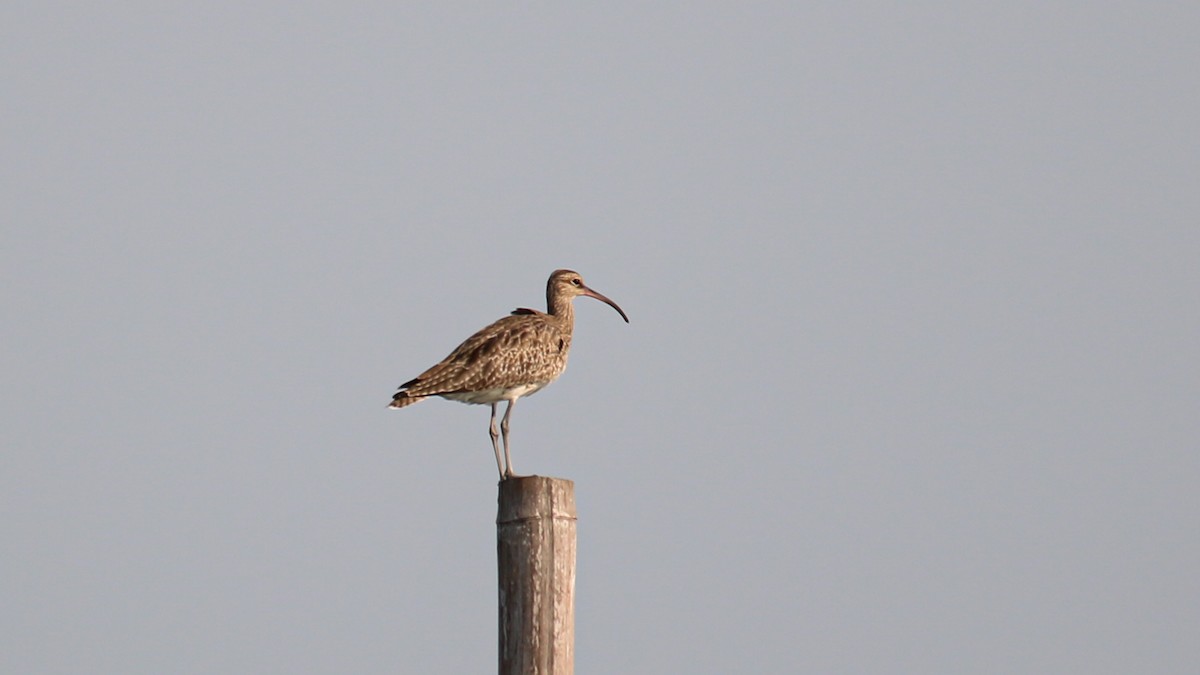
left=388, top=391, right=425, bottom=409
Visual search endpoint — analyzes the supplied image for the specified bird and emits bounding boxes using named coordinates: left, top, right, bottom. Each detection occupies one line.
left=389, top=269, right=629, bottom=480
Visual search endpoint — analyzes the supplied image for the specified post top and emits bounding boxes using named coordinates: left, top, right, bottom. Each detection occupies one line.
left=497, top=476, right=576, bottom=523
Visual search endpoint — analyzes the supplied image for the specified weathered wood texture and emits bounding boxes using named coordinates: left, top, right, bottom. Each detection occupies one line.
left=497, top=476, right=577, bottom=675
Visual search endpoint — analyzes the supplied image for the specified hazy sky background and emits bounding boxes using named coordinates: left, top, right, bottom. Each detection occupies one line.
left=3, top=3, right=1198, bottom=673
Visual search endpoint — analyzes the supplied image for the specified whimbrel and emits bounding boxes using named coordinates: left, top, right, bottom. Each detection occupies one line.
left=389, top=269, right=629, bottom=480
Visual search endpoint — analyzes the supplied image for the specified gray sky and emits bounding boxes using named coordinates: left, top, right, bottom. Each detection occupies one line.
left=3, top=3, right=1198, bottom=673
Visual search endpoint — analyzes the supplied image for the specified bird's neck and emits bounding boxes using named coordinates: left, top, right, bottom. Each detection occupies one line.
left=547, top=291, right=575, bottom=326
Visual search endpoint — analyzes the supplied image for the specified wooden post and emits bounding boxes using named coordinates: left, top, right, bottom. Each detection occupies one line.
left=496, top=476, right=576, bottom=675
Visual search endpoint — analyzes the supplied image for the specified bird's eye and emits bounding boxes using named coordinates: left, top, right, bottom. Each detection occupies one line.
left=571, top=278, right=582, bottom=286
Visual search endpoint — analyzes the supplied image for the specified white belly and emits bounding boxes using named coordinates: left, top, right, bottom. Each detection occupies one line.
left=442, top=382, right=550, bottom=405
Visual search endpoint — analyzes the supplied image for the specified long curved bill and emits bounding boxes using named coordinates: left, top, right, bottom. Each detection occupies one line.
left=581, top=286, right=630, bottom=323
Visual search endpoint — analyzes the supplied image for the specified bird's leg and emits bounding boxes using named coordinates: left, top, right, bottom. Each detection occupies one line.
left=501, top=398, right=518, bottom=479
left=489, top=402, right=505, bottom=480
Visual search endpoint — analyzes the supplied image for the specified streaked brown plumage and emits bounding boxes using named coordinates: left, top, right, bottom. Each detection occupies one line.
left=389, top=269, right=629, bottom=479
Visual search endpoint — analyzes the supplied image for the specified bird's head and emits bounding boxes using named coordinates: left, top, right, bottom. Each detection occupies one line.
left=548, top=269, right=629, bottom=323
